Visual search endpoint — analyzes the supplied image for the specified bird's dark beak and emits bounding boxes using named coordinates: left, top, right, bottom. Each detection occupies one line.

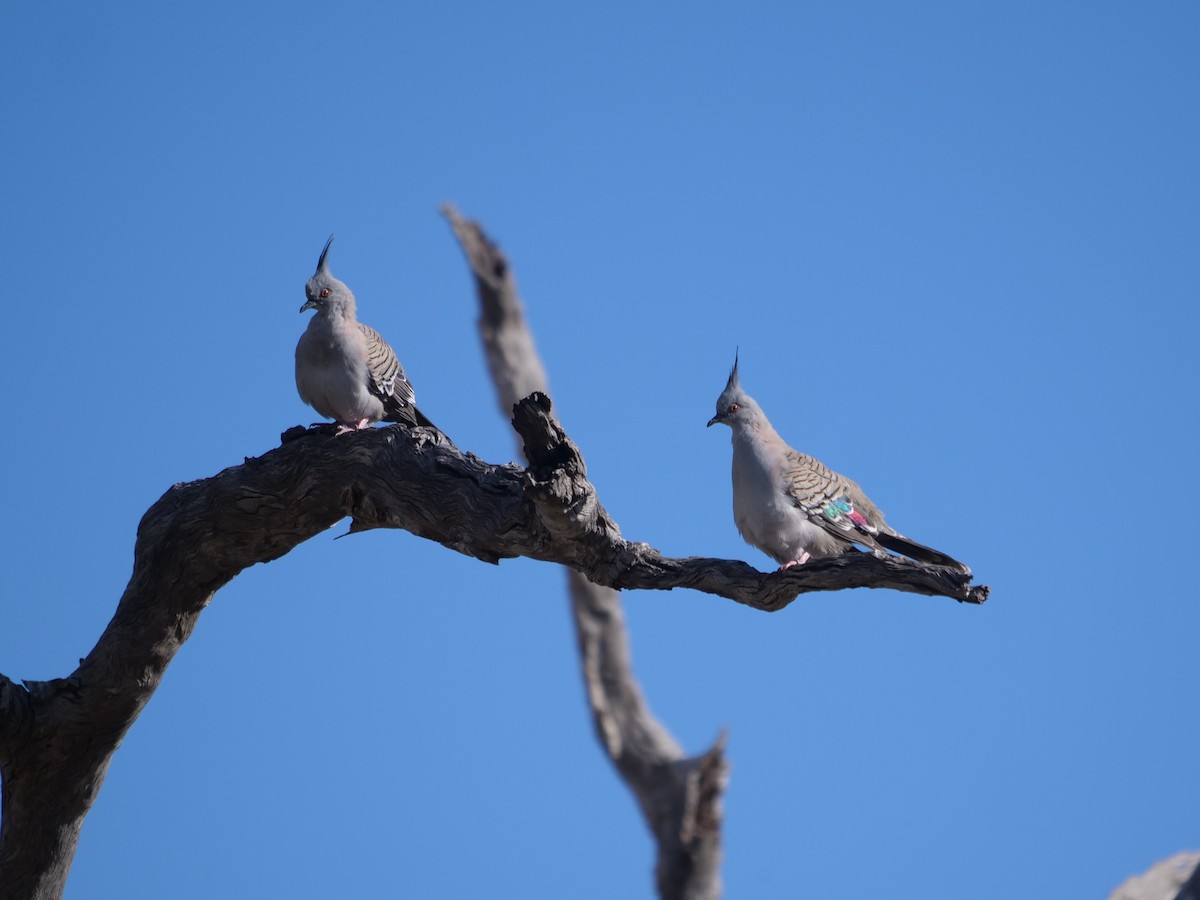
left=300, top=299, right=318, bottom=313
left=706, top=414, right=722, bottom=427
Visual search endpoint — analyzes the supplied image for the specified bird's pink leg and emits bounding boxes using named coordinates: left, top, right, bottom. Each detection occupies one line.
left=778, top=551, right=812, bottom=570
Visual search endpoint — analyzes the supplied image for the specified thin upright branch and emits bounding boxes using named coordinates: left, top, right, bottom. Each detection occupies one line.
left=444, top=203, right=727, bottom=899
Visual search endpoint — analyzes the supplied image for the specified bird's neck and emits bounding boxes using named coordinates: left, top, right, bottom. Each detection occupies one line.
left=323, top=302, right=358, bottom=328
left=732, top=413, right=780, bottom=442
left=730, top=415, right=785, bottom=463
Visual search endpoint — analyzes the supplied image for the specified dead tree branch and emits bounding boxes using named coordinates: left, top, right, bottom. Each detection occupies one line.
left=0, top=216, right=987, bottom=900
left=445, top=203, right=727, bottom=899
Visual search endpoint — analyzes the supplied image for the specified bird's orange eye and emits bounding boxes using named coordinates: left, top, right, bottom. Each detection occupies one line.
left=320, top=288, right=330, bottom=299
left=729, top=403, right=740, bottom=413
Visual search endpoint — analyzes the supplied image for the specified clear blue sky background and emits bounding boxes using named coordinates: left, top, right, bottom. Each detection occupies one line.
left=3, top=3, right=1197, bottom=898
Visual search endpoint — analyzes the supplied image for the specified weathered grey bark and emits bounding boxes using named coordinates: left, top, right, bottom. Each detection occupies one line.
left=1111, top=852, right=1200, bottom=900
left=445, top=203, right=727, bottom=899
left=0, top=217, right=987, bottom=900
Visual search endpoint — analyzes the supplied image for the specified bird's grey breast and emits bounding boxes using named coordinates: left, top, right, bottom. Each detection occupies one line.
left=730, top=432, right=789, bottom=546
left=730, top=429, right=835, bottom=563
left=296, top=316, right=379, bottom=422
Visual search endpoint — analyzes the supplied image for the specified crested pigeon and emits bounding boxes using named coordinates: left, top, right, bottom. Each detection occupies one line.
left=295, top=237, right=435, bottom=433
left=707, top=352, right=968, bottom=573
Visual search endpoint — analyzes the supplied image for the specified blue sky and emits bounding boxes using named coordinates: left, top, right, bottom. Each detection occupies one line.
left=3, top=2, right=1198, bottom=897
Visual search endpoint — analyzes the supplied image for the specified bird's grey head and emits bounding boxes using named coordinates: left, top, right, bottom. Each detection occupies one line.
left=300, top=235, right=356, bottom=315
left=706, top=349, right=762, bottom=429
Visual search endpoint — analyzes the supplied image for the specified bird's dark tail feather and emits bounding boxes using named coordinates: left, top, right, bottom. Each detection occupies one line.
left=412, top=405, right=438, bottom=431
left=385, top=405, right=440, bottom=433
left=876, top=532, right=970, bottom=574
left=400, top=408, right=444, bottom=436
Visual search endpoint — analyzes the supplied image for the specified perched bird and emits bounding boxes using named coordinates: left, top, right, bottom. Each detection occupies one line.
left=707, top=352, right=968, bottom=573
left=295, top=237, right=435, bottom=433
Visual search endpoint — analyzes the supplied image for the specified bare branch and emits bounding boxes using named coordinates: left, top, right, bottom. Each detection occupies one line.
left=1110, top=851, right=1200, bottom=900
left=0, top=214, right=986, bottom=899
left=443, top=204, right=548, bottom=418
left=444, top=202, right=726, bottom=898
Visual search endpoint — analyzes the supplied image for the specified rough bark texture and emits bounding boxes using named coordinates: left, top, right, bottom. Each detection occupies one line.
left=0, top=212, right=988, bottom=900
left=445, top=203, right=726, bottom=898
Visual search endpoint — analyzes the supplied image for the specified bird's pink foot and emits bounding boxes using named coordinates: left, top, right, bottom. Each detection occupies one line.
left=778, top=551, right=812, bottom=570
left=333, top=418, right=372, bottom=435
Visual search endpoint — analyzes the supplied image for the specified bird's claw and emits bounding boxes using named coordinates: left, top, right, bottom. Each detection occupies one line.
left=333, top=419, right=372, bottom=436
left=778, top=552, right=812, bottom=571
